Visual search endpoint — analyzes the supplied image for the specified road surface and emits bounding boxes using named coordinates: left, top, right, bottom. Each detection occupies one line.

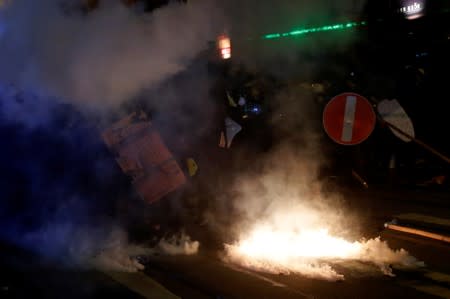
left=1, top=187, right=449, bottom=299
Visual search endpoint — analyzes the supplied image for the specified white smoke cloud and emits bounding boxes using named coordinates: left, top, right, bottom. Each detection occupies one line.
left=2, top=0, right=395, bottom=281
left=23, top=221, right=201, bottom=273
left=222, top=146, right=424, bottom=281
left=90, top=231, right=200, bottom=272
left=157, top=232, right=200, bottom=255
left=89, top=229, right=147, bottom=272
left=0, top=0, right=223, bottom=109
left=206, top=1, right=408, bottom=281
left=216, top=69, right=421, bottom=281
left=0, top=1, right=214, bottom=275
left=356, top=237, right=425, bottom=276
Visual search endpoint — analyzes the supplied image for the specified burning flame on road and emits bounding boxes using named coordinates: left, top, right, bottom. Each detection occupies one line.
left=225, top=218, right=424, bottom=280
left=230, top=227, right=361, bottom=260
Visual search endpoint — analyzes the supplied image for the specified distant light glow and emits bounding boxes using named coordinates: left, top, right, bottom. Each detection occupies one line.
left=221, top=48, right=231, bottom=59
left=262, top=21, right=367, bottom=40
left=399, top=1, right=425, bottom=20
left=217, top=34, right=232, bottom=60
left=245, top=103, right=262, bottom=115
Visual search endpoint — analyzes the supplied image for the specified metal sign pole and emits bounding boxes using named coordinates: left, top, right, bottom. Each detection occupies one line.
left=379, top=118, right=450, bottom=165
left=367, top=96, right=450, bottom=165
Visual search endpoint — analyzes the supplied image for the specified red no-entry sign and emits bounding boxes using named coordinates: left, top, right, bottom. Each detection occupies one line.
left=323, top=92, right=376, bottom=145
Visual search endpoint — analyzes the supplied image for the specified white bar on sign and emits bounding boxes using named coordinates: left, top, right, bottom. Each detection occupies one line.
left=341, top=96, right=357, bottom=142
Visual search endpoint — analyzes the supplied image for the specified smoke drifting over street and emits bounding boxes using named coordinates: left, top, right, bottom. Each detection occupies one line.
left=91, top=231, right=199, bottom=272
left=0, top=0, right=218, bottom=269
left=0, top=0, right=425, bottom=282
left=215, top=0, right=424, bottom=277
left=222, top=144, right=424, bottom=280
left=0, top=0, right=222, bottom=109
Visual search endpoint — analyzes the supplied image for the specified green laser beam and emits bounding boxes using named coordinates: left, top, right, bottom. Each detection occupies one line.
left=262, top=21, right=367, bottom=40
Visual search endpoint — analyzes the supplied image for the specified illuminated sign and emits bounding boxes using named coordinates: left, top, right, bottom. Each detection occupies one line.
left=399, top=1, right=425, bottom=19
